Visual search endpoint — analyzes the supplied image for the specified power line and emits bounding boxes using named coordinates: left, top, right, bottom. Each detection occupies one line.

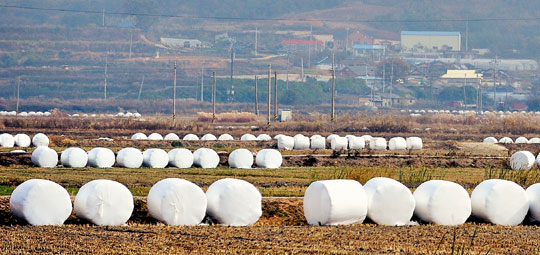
left=1, top=4, right=540, bottom=24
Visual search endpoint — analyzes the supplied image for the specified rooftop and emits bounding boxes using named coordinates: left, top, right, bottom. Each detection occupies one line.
left=401, top=31, right=461, bottom=36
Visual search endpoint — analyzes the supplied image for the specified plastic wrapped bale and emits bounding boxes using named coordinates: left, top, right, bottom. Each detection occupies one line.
left=389, top=137, right=407, bottom=151
left=277, top=136, right=294, bottom=150
left=330, top=136, right=348, bottom=150
left=32, top=147, right=58, bottom=168
left=529, top=137, right=540, bottom=144
left=32, top=133, right=49, bottom=147
left=255, top=149, right=282, bottom=169
left=0, top=133, right=14, bottom=148
left=218, top=134, right=234, bottom=141
left=293, top=134, right=310, bottom=150
left=515, top=137, right=529, bottom=144
left=369, top=137, right=387, bottom=151
left=182, top=134, right=198, bottom=141
left=310, top=135, right=326, bottom=150
left=168, top=148, right=193, bottom=168
left=348, top=136, right=365, bottom=150
left=206, top=178, right=262, bottom=226
left=14, top=134, right=31, bottom=147
left=148, top=133, right=164, bottom=141
left=413, top=180, right=471, bottom=225
left=256, top=134, right=272, bottom=141
left=363, top=177, right=415, bottom=226
left=201, top=134, right=217, bottom=141
left=526, top=183, right=540, bottom=222
left=60, top=147, right=88, bottom=168
left=240, top=134, right=257, bottom=141
left=498, top=137, right=513, bottom=144
left=116, top=148, right=143, bottom=168
left=164, top=133, right=180, bottom=141
left=360, top=135, right=373, bottom=142
left=471, top=179, right=528, bottom=225
left=142, top=149, right=169, bottom=168
left=147, top=178, right=207, bottom=225
left=228, top=149, right=254, bottom=169
left=87, top=148, right=115, bottom=168
left=74, top=180, right=134, bottom=226
left=406, top=137, right=423, bottom=150
left=193, top=148, right=219, bottom=168
left=10, top=179, right=72, bottom=225
left=303, top=180, right=367, bottom=226
left=510, top=151, right=535, bottom=170
left=326, top=134, right=339, bottom=144
left=483, top=137, right=498, bottom=143
left=131, top=133, right=147, bottom=140
left=273, top=134, right=284, bottom=140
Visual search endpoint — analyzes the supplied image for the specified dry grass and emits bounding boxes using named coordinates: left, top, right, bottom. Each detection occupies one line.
left=197, top=111, right=258, bottom=123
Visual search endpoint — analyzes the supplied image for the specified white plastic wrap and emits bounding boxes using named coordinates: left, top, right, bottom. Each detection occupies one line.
left=193, top=148, right=220, bottom=168
left=87, top=148, right=115, bottom=168
left=142, top=149, right=169, bottom=168
left=293, top=134, right=310, bottom=150
left=240, top=134, right=257, bottom=141
left=326, top=134, right=339, bottom=144
left=310, top=135, right=326, bottom=149
left=0, top=133, right=14, bottom=148
left=389, top=137, right=407, bottom=150
left=168, top=148, right=194, bottom=168
left=526, top=183, right=540, bottom=222
left=471, top=179, right=528, bottom=225
left=14, top=134, right=31, bottom=147
left=255, top=149, right=282, bottom=169
left=228, top=149, right=254, bottom=169
left=277, top=136, right=294, bottom=150
left=529, top=137, right=540, bottom=144
left=303, top=179, right=367, bottom=226
left=183, top=134, right=199, bottom=141
left=256, top=134, right=272, bottom=141
left=148, top=133, right=164, bottom=141
left=363, top=177, right=415, bottom=226
left=273, top=134, right=284, bottom=140
left=74, top=179, right=134, bottom=226
left=413, top=180, right=471, bottom=225
left=483, top=137, right=498, bottom=143
left=348, top=136, right=365, bottom=150
left=360, top=135, right=373, bottom=142
left=147, top=178, right=207, bottom=226
left=116, top=148, right=143, bottom=168
left=206, top=178, right=262, bottom=226
left=369, top=137, right=387, bottom=151
left=218, top=134, right=234, bottom=141
left=510, top=151, right=535, bottom=170
left=331, top=136, right=348, bottom=150
left=31, top=147, right=58, bottom=168
left=60, top=147, right=88, bottom=168
left=32, top=133, right=49, bottom=147
left=164, top=133, right=180, bottom=141
left=515, top=137, right=529, bottom=144
left=131, top=133, right=147, bottom=140
left=498, top=137, right=513, bottom=144
left=201, top=134, right=217, bottom=141
left=10, top=179, right=72, bottom=225
left=406, top=137, right=423, bottom=150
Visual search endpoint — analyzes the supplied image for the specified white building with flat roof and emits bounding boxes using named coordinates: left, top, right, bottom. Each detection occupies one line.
left=401, top=31, right=461, bottom=52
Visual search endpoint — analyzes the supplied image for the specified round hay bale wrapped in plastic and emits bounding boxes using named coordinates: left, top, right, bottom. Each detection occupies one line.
left=228, top=149, right=254, bottom=169
left=348, top=136, right=365, bottom=150
left=406, top=137, right=423, bottom=150
left=218, top=134, right=234, bottom=141
left=515, top=137, right=529, bottom=144
left=168, top=148, right=193, bottom=168
left=293, top=134, right=310, bottom=150
left=331, top=136, right=348, bottom=150
left=32, top=133, right=49, bottom=147
left=143, top=149, right=169, bottom=168
left=201, top=134, right=217, bottom=141
left=164, top=133, right=180, bottom=141
left=0, top=133, right=14, bottom=148
left=363, top=177, right=415, bottom=226
left=483, top=137, right=498, bottom=143
left=74, top=180, right=134, bottom=226
left=389, top=137, right=407, bottom=150
left=32, top=147, right=58, bottom=168
left=10, top=179, right=72, bottom=225
left=510, top=151, right=535, bottom=170
left=241, top=134, right=257, bottom=141
left=326, top=134, right=339, bottom=144
left=529, top=137, right=540, bottom=144
left=360, top=135, right=373, bottom=142
left=526, top=183, right=540, bottom=222
left=310, top=135, right=326, bottom=149
left=206, top=178, right=262, bottom=226
left=131, top=133, right=147, bottom=140
left=256, top=134, right=271, bottom=141
left=60, top=147, right=88, bottom=168
left=303, top=179, right=367, bottom=226
left=116, top=148, right=143, bottom=168
left=369, top=137, right=387, bottom=151
left=273, top=134, right=284, bottom=140
left=255, top=149, right=282, bottom=169
left=193, top=148, right=219, bottom=168
left=277, top=135, right=294, bottom=150
left=148, top=133, right=164, bottom=141
left=183, top=134, right=199, bottom=141
left=87, top=148, right=115, bottom=168
left=413, top=180, right=471, bottom=225
left=14, top=134, right=31, bottom=147
left=147, top=178, right=207, bottom=225
left=498, top=137, right=513, bottom=144
left=471, top=179, right=528, bottom=225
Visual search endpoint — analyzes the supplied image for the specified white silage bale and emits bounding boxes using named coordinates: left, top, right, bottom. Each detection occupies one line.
left=310, top=135, right=326, bottom=149
left=471, top=179, right=528, bottom=225
left=10, top=179, right=72, bottom=225
left=228, top=149, right=254, bottom=169
left=142, top=149, right=169, bottom=168
left=498, top=137, right=513, bottom=144
left=255, top=149, right=282, bottom=169
left=193, top=148, right=220, bottom=168
left=218, top=134, right=234, bottom=141
left=32, top=133, right=49, bottom=147
left=483, top=137, right=498, bottom=143
left=164, top=133, right=180, bottom=141
left=348, top=136, right=365, bottom=150
left=201, top=134, right=217, bottom=141
left=413, top=180, right=471, bottom=225
left=277, top=135, right=294, bottom=150
left=406, top=137, right=423, bottom=150
left=256, top=134, right=272, bottom=141
left=326, top=134, right=339, bottom=144
left=0, top=133, right=14, bottom=148
left=19, top=112, right=28, bottom=117
left=131, top=133, right=147, bottom=140
left=273, top=134, right=284, bottom=140
left=529, top=137, right=540, bottom=144
left=389, top=137, right=407, bottom=150
left=116, top=148, right=143, bottom=168
left=241, top=134, right=257, bottom=141
left=363, top=177, right=415, bottom=226
left=168, top=148, right=193, bottom=168
left=60, top=147, right=88, bottom=168
left=183, top=134, right=199, bottom=141
left=526, top=183, right=540, bottom=222
left=147, top=178, right=207, bottom=225
left=515, top=137, right=529, bottom=144
left=74, top=180, right=134, bottom=226
left=303, top=179, right=367, bottom=226
left=331, top=136, right=348, bottom=150
left=360, top=135, right=373, bottom=142
left=14, top=134, right=31, bottom=147
left=510, top=151, right=535, bottom=170
left=293, top=134, right=310, bottom=150
left=148, top=133, right=164, bottom=141
left=369, top=137, right=387, bottom=151
left=87, top=148, right=115, bottom=168
left=206, top=178, right=262, bottom=226
left=32, top=147, right=58, bottom=168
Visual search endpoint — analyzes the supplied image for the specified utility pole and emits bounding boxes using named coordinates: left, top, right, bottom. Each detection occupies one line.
left=137, top=75, right=145, bottom=100
left=255, top=75, right=259, bottom=115
left=267, top=64, right=271, bottom=126
left=102, top=8, right=105, bottom=27
left=301, top=57, right=304, bottom=82
left=493, top=55, right=499, bottom=110
left=173, top=61, right=177, bottom=121
left=331, top=53, right=336, bottom=121
left=465, top=20, right=469, bottom=52
left=274, top=71, right=278, bottom=121
left=212, top=71, right=216, bottom=123
left=367, top=64, right=373, bottom=101
left=255, top=27, right=258, bottom=56
left=200, top=67, right=204, bottom=102
left=463, top=73, right=467, bottom=107
left=308, top=24, right=312, bottom=69
left=390, top=59, right=394, bottom=107
left=129, top=32, right=133, bottom=59
left=230, top=48, right=234, bottom=102
left=104, top=54, right=108, bottom=100
left=16, top=76, right=20, bottom=113
left=382, top=59, right=386, bottom=95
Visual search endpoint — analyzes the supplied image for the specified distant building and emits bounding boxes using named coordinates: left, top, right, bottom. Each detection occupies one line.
left=440, top=70, right=483, bottom=87
left=353, top=44, right=386, bottom=57
left=401, top=31, right=461, bottom=52
left=160, top=37, right=203, bottom=48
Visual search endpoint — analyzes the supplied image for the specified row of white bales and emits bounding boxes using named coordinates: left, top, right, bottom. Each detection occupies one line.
left=10, top=177, right=540, bottom=227
left=0, top=111, right=142, bottom=118
left=402, top=109, right=540, bottom=115
left=484, top=136, right=540, bottom=144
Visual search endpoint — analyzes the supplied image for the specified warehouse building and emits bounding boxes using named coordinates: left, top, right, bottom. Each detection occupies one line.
left=401, top=31, right=461, bottom=52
